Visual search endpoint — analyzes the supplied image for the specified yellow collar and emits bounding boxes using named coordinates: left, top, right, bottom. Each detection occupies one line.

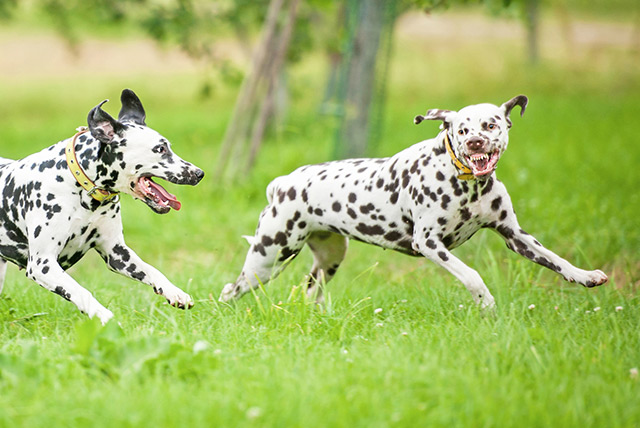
left=444, top=132, right=475, bottom=180
left=65, top=127, right=119, bottom=203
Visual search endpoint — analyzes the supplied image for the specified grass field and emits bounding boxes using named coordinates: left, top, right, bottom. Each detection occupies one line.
left=0, top=8, right=639, bottom=428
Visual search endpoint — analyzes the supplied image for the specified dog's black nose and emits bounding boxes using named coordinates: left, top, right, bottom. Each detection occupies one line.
left=192, top=168, right=205, bottom=184
left=466, top=137, right=484, bottom=152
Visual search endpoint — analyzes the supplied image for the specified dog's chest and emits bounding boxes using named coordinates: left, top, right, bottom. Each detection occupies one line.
left=55, top=209, right=115, bottom=268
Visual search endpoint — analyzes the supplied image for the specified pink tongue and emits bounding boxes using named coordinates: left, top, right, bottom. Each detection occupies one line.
left=147, top=179, right=182, bottom=211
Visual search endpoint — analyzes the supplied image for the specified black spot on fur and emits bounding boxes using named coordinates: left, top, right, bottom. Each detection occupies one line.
left=441, top=195, right=451, bottom=210
left=274, top=232, right=288, bottom=246
left=287, top=187, right=297, bottom=201
left=535, top=256, right=562, bottom=273
left=53, top=286, right=71, bottom=301
left=460, top=207, right=471, bottom=221
left=384, top=231, right=402, bottom=241
left=359, top=203, right=375, bottom=214
left=253, top=243, right=267, bottom=256
left=356, top=223, right=385, bottom=236
left=491, top=197, right=502, bottom=211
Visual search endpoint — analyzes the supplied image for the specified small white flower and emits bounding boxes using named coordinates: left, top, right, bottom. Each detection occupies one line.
left=458, top=304, right=465, bottom=309
left=630, top=368, right=639, bottom=379
left=616, top=306, right=624, bottom=312
left=374, top=308, right=383, bottom=315
left=585, top=310, right=592, bottom=314
left=342, top=349, right=348, bottom=354
left=400, top=299, right=408, bottom=303
left=376, top=323, right=384, bottom=328
left=193, top=340, right=210, bottom=354
left=246, top=407, right=262, bottom=419
left=554, top=306, right=559, bottom=311
left=593, top=307, right=601, bottom=312
left=528, top=304, right=535, bottom=310
left=401, top=332, right=408, bottom=336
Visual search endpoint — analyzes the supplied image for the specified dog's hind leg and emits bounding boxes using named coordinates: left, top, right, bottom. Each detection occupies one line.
left=219, top=204, right=309, bottom=302
left=305, top=232, right=348, bottom=303
left=0, top=258, right=7, bottom=295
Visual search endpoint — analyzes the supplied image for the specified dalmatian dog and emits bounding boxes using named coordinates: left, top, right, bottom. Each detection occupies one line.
left=220, top=95, right=608, bottom=307
left=0, top=89, right=204, bottom=324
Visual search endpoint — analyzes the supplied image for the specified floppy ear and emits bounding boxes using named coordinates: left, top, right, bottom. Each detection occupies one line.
left=501, top=95, right=528, bottom=119
left=414, top=109, right=457, bottom=128
left=87, top=100, right=123, bottom=144
left=118, top=89, right=146, bottom=125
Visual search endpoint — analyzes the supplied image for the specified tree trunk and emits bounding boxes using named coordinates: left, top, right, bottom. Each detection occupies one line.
left=334, top=0, right=388, bottom=159
left=216, top=0, right=299, bottom=180
left=525, top=0, right=539, bottom=64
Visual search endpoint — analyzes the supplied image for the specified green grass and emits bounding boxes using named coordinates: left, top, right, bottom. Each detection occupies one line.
left=0, top=13, right=639, bottom=428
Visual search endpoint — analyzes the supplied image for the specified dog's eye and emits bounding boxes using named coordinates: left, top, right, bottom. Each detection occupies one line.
left=153, top=144, right=168, bottom=154
left=488, top=123, right=496, bottom=130
left=458, top=129, right=464, bottom=135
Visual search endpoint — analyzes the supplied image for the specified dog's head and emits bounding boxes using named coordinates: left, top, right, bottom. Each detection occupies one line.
left=414, top=95, right=528, bottom=179
left=87, top=89, right=204, bottom=214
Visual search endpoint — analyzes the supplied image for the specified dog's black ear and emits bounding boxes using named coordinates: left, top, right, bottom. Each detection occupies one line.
left=414, top=109, right=457, bottom=128
left=118, top=89, right=146, bottom=126
left=87, top=100, right=123, bottom=144
left=501, top=95, right=528, bottom=119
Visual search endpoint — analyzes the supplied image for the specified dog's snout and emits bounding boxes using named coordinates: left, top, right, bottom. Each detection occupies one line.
left=466, top=137, right=485, bottom=152
left=194, top=168, right=205, bottom=183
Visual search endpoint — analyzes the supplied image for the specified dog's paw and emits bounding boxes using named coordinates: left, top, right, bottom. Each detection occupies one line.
left=163, top=288, right=194, bottom=309
left=89, top=306, right=114, bottom=325
left=480, top=294, right=496, bottom=310
left=565, top=269, right=608, bottom=288
left=219, top=283, right=239, bottom=303
left=581, top=269, right=608, bottom=288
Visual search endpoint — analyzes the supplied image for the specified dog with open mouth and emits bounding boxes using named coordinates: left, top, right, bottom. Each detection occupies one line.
left=220, top=95, right=608, bottom=308
left=0, top=89, right=204, bottom=323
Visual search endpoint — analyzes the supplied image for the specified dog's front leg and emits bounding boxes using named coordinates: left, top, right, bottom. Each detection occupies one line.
left=487, top=189, right=608, bottom=288
left=413, top=225, right=496, bottom=308
left=26, top=255, right=114, bottom=324
left=493, top=219, right=608, bottom=287
left=97, top=241, right=193, bottom=309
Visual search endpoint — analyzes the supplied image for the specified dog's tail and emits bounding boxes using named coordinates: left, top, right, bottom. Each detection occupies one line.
left=242, top=235, right=255, bottom=246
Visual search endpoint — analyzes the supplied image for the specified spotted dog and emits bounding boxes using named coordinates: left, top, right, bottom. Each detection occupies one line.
left=0, top=89, right=204, bottom=323
left=220, top=95, right=608, bottom=307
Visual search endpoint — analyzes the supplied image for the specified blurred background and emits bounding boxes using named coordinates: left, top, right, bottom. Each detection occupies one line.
left=0, top=0, right=638, bottom=291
